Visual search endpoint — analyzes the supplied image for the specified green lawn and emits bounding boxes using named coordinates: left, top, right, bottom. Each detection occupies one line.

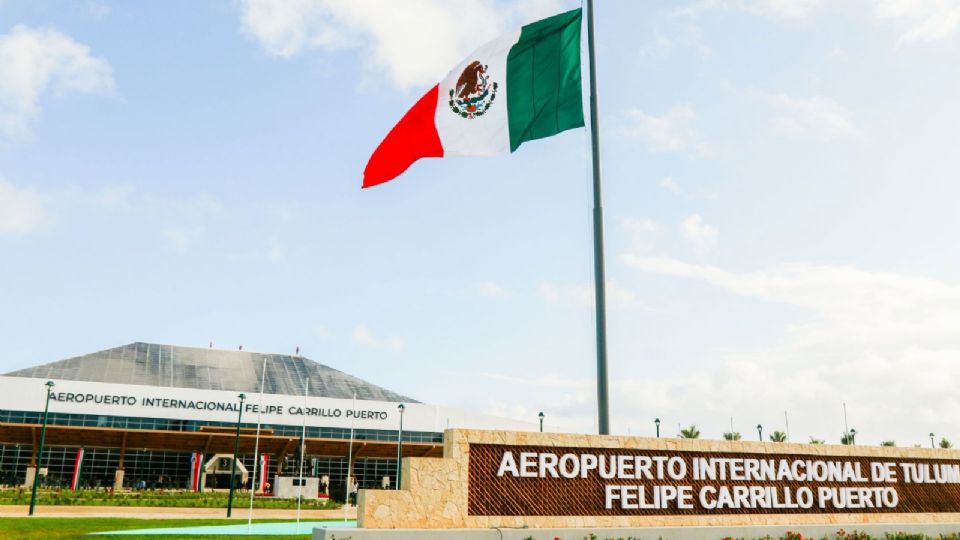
left=0, top=517, right=329, bottom=540
left=0, top=489, right=340, bottom=510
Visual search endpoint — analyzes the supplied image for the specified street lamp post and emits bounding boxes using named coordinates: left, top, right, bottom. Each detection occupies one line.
left=930, top=433, right=936, bottom=449
left=28, top=381, right=55, bottom=516
left=226, top=393, right=246, bottom=518
left=654, top=418, right=660, bottom=438
left=538, top=412, right=544, bottom=433
left=396, top=404, right=405, bottom=490
left=757, top=424, right=763, bottom=442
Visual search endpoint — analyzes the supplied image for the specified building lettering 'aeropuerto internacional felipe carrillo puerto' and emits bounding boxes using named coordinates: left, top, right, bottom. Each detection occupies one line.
left=0, top=342, right=533, bottom=495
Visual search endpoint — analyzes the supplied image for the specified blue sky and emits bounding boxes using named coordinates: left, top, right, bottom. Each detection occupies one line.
left=2, top=0, right=960, bottom=446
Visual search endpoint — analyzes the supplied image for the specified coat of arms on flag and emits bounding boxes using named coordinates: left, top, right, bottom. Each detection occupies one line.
left=448, top=61, right=497, bottom=119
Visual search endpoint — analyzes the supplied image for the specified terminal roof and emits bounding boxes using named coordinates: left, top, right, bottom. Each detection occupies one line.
left=5, top=342, right=417, bottom=403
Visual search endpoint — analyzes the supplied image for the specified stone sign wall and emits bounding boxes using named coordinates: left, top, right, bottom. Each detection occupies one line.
left=358, top=429, right=960, bottom=529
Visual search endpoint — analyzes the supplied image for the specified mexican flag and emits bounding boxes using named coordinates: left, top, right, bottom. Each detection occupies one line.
left=70, top=448, right=84, bottom=491
left=363, top=8, right=584, bottom=188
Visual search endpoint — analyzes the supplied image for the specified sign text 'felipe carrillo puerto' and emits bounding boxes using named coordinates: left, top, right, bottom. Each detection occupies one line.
left=357, top=430, right=960, bottom=529
left=470, top=445, right=960, bottom=516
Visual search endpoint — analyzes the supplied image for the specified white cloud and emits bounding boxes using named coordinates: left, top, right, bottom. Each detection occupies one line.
left=539, top=280, right=640, bottom=308
left=145, top=192, right=225, bottom=254
left=639, top=29, right=674, bottom=58
left=620, top=105, right=709, bottom=155
left=618, top=255, right=960, bottom=444
left=622, top=218, right=660, bottom=255
left=87, top=1, right=112, bottom=19
left=239, top=0, right=559, bottom=90
left=759, top=0, right=823, bottom=18
left=660, top=177, right=682, bottom=194
left=483, top=372, right=584, bottom=389
left=264, top=239, right=287, bottom=264
left=470, top=281, right=507, bottom=298
left=677, top=0, right=823, bottom=19
left=771, top=93, right=863, bottom=142
left=313, top=324, right=332, bottom=341
left=90, top=185, right=133, bottom=208
left=683, top=1, right=960, bottom=46
left=352, top=323, right=404, bottom=351
left=622, top=217, right=659, bottom=234
left=509, top=0, right=566, bottom=24
left=0, top=25, right=114, bottom=141
left=657, top=177, right=717, bottom=200
left=0, top=177, right=53, bottom=236
left=161, top=225, right=203, bottom=254
left=537, top=282, right=561, bottom=303
left=680, top=214, right=718, bottom=255
left=640, top=23, right=712, bottom=59
left=875, top=0, right=960, bottom=46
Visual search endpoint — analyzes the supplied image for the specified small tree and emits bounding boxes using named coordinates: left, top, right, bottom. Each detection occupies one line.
left=809, top=437, right=825, bottom=444
left=880, top=440, right=896, bottom=447
left=940, top=438, right=953, bottom=449
left=840, top=432, right=855, bottom=445
left=679, top=425, right=700, bottom=439
left=723, top=431, right=741, bottom=441
left=769, top=431, right=787, bottom=443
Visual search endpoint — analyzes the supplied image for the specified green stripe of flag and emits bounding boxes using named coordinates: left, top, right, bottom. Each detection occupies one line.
left=506, top=8, right=585, bottom=152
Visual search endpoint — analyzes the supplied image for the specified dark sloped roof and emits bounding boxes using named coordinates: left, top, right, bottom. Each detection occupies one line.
left=5, top=342, right=416, bottom=403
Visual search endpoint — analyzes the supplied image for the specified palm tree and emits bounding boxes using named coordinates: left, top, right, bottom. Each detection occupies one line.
left=881, top=440, right=896, bottom=447
left=840, top=433, right=854, bottom=445
left=940, top=438, right=953, bottom=449
left=769, top=431, right=787, bottom=443
left=809, top=437, right=825, bottom=444
left=679, top=425, right=700, bottom=439
left=723, top=431, right=741, bottom=441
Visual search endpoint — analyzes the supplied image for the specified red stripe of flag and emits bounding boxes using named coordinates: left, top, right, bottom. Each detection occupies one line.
left=362, top=85, right=444, bottom=189
left=71, top=448, right=84, bottom=491
left=259, top=454, right=269, bottom=493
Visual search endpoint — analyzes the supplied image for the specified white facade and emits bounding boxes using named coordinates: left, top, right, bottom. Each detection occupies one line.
left=0, top=376, right=535, bottom=434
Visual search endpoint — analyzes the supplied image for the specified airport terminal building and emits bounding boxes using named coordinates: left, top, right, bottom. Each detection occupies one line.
left=0, top=342, right=531, bottom=497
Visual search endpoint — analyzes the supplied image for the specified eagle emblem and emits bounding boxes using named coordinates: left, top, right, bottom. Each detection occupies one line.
left=448, top=61, right=498, bottom=119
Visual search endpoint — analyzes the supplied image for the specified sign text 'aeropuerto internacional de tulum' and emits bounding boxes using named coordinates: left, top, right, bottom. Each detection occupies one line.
left=468, top=444, right=960, bottom=516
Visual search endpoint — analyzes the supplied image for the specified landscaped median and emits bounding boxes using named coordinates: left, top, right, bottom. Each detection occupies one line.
left=0, top=517, right=335, bottom=539
left=0, top=489, right=341, bottom=509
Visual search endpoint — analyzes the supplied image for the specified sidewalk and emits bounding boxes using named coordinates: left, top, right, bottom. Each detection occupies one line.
left=0, top=505, right=358, bottom=519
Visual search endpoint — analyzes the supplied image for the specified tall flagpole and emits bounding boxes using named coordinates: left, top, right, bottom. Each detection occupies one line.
left=585, top=0, right=610, bottom=435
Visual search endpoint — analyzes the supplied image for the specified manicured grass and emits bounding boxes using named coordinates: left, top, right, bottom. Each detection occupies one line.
left=0, top=517, right=331, bottom=539
left=0, top=489, right=340, bottom=510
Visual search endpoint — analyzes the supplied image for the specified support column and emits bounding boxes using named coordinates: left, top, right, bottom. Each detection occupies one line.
left=113, top=469, right=124, bottom=491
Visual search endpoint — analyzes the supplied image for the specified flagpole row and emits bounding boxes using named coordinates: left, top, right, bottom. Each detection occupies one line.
left=585, top=0, right=610, bottom=435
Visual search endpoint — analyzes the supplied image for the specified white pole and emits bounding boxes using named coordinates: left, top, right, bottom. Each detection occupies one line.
left=843, top=402, right=850, bottom=441
left=247, top=358, right=267, bottom=535
left=345, top=392, right=356, bottom=525
left=295, top=379, right=308, bottom=533
left=784, top=411, right=790, bottom=441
